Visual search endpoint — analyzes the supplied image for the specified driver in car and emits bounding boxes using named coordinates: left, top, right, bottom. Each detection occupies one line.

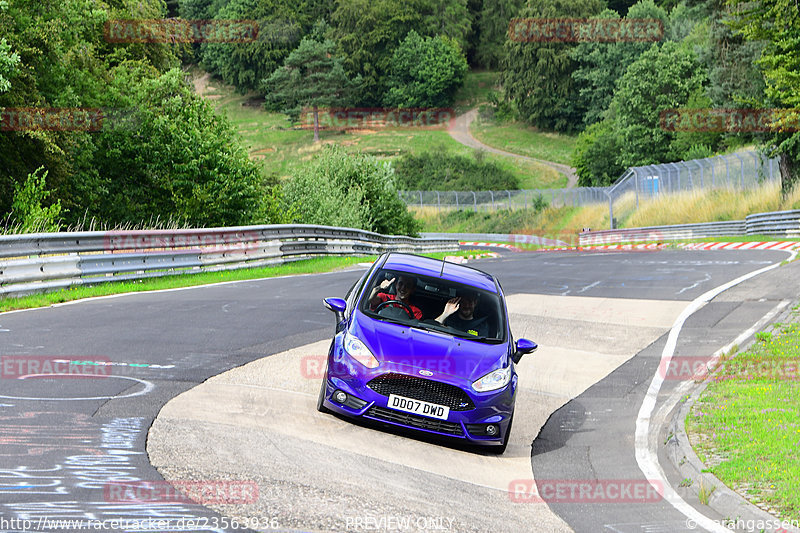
left=368, top=275, right=423, bottom=319
left=435, top=289, right=489, bottom=337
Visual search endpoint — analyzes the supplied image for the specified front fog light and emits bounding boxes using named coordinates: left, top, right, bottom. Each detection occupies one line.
left=333, top=390, right=348, bottom=403
left=486, top=424, right=499, bottom=436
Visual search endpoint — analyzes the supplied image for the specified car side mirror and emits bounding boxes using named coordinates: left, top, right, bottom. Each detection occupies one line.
left=323, top=297, right=347, bottom=314
left=512, top=338, right=537, bottom=364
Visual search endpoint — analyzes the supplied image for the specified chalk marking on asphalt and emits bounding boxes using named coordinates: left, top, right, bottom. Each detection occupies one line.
left=635, top=248, right=796, bottom=533
left=676, top=272, right=711, bottom=296
left=0, top=375, right=154, bottom=401
left=577, top=281, right=601, bottom=293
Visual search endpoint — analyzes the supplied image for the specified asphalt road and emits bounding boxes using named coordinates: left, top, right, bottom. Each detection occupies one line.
left=0, top=249, right=793, bottom=533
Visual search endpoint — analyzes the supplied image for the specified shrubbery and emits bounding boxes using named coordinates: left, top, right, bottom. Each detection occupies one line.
left=393, top=150, right=519, bottom=191
left=283, top=145, right=420, bottom=236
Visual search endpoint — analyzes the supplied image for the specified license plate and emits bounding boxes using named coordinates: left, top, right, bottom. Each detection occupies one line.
left=387, top=394, right=450, bottom=420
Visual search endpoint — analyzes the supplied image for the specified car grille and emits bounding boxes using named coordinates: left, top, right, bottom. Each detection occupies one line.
left=366, top=373, right=475, bottom=411
left=367, top=406, right=464, bottom=436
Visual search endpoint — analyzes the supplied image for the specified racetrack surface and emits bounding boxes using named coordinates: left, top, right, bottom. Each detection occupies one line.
left=0, top=250, right=793, bottom=532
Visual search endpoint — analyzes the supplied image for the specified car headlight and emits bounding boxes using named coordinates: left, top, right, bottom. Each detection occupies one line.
left=472, top=366, right=512, bottom=392
left=344, top=332, right=379, bottom=368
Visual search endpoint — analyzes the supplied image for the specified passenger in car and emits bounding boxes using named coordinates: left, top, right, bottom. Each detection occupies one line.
left=368, top=275, right=424, bottom=319
left=434, top=289, right=489, bottom=337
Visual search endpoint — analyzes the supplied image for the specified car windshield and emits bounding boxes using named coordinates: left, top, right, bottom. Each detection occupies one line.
left=359, top=268, right=506, bottom=343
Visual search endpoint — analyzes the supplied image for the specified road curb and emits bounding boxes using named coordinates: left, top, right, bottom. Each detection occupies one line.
left=666, top=302, right=800, bottom=533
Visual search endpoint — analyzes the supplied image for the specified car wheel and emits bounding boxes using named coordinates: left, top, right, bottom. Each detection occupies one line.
left=316, top=372, right=332, bottom=414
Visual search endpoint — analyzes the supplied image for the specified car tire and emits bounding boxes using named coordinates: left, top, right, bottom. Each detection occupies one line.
left=316, top=373, right=332, bottom=414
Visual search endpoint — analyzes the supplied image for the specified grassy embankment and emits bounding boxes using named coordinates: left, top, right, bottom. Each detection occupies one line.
left=199, top=69, right=565, bottom=190
left=686, top=307, right=800, bottom=521
left=414, top=181, right=800, bottom=237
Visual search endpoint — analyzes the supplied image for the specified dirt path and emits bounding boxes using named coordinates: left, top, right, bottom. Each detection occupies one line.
left=448, top=108, right=579, bottom=188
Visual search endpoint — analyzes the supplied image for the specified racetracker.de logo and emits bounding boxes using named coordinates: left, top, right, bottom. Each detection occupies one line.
left=104, top=19, right=258, bottom=43
left=1, top=356, right=111, bottom=379
left=660, top=356, right=800, bottom=382
left=298, top=108, right=457, bottom=130
left=104, top=480, right=258, bottom=505
left=103, top=229, right=262, bottom=254
left=509, top=479, right=663, bottom=503
left=508, top=18, right=664, bottom=43
left=660, top=108, right=800, bottom=133
left=0, top=108, right=137, bottom=132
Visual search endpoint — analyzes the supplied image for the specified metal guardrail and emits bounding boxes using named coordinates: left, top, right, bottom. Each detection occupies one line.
left=579, top=210, right=800, bottom=245
left=0, top=224, right=459, bottom=297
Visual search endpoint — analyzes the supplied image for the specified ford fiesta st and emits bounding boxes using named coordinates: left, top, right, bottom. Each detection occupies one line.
left=318, top=252, right=537, bottom=453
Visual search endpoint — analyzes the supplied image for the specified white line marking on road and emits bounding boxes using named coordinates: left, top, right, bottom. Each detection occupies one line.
left=0, top=375, right=154, bottom=401
left=635, top=248, right=796, bottom=533
left=577, top=281, right=601, bottom=293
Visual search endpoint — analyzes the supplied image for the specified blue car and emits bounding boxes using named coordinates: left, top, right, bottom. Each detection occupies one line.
left=318, top=252, right=537, bottom=453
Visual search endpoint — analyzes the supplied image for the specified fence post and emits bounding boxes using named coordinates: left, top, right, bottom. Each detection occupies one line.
left=436, top=191, right=440, bottom=213
left=490, top=190, right=495, bottom=210
left=472, top=191, right=477, bottom=212
left=419, top=191, right=423, bottom=209
left=606, top=190, right=614, bottom=229
left=455, top=191, right=459, bottom=209
left=634, top=168, right=640, bottom=208
left=506, top=189, right=512, bottom=210
left=734, top=153, right=745, bottom=188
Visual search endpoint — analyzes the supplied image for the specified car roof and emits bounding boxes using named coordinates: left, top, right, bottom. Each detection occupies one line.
left=380, top=253, right=498, bottom=293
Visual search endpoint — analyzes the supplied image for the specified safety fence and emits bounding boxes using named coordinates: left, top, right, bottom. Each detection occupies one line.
left=400, top=151, right=780, bottom=228
left=0, top=225, right=458, bottom=297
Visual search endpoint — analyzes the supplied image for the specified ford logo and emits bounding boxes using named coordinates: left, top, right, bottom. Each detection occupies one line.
left=419, top=370, right=433, bottom=376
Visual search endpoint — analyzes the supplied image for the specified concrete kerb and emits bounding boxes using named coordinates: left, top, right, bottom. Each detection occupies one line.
left=666, top=301, right=800, bottom=533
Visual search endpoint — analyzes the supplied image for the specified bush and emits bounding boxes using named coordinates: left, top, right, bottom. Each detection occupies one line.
left=10, top=167, right=62, bottom=233
left=393, top=150, right=520, bottom=191
left=283, top=145, right=420, bottom=236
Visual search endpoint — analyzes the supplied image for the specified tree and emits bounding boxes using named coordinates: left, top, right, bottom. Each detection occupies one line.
left=501, top=0, right=605, bottom=133
left=612, top=41, right=707, bottom=168
left=87, top=65, right=263, bottom=227
left=474, top=0, right=524, bottom=69
left=199, top=0, right=330, bottom=92
left=572, top=118, right=625, bottom=186
left=262, top=34, right=358, bottom=141
left=727, top=0, right=800, bottom=194
left=570, top=1, right=668, bottom=127
left=283, top=145, right=420, bottom=236
left=332, top=0, right=471, bottom=105
left=383, top=31, right=468, bottom=108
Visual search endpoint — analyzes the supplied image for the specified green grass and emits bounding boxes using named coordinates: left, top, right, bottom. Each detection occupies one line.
left=198, top=70, right=563, bottom=189
left=686, top=313, right=800, bottom=521
left=0, top=251, right=478, bottom=313
left=470, top=117, right=578, bottom=166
